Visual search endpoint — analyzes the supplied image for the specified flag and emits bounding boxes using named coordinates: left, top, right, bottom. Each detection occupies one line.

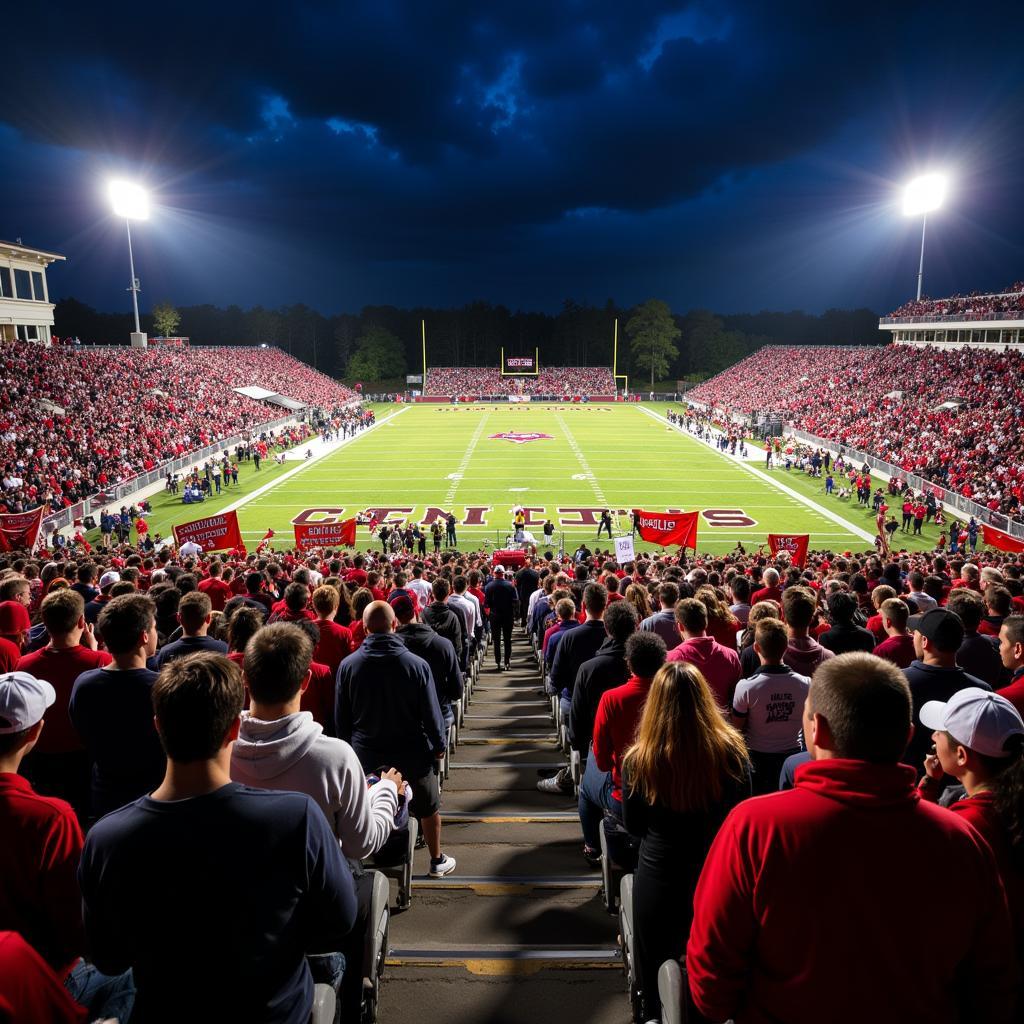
left=767, top=533, right=810, bottom=567
left=173, top=510, right=244, bottom=552
left=294, top=517, right=357, bottom=550
left=0, top=507, right=45, bottom=552
left=631, top=509, right=699, bottom=549
left=981, top=524, right=1024, bottom=554
left=256, top=528, right=275, bottom=553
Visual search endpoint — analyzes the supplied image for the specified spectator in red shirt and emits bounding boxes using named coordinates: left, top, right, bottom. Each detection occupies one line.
left=750, top=567, right=782, bottom=609
left=0, top=600, right=31, bottom=658
left=197, top=561, right=233, bottom=612
left=666, top=599, right=741, bottom=709
left=872, top=598, right=916, bottom=669
left=918, top=687, right=1024, bottom=949
left=686, top=652, right=1017, bottom=1024
left=17, top=590, right=111, bottom=815
left=997, top=616, right=1024, bottom=715
left=310, top=585, right=353, bottom=678
left=864, top=585, right=897, bottom=644
left=0, top=672, right=134, bottom=1020
left=268, top=581, right=316, bottom=624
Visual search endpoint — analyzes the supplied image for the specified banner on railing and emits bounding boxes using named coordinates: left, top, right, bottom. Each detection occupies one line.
left=982, top=524, right=1024, bottom=554
left=0, top=507, right=45, bottom=552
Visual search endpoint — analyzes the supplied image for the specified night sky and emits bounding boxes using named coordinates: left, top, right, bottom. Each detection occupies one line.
left=3, top=2, right=1023, bottom=317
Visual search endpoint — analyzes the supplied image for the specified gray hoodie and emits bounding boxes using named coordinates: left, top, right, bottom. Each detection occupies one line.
left=231, top=710, right=398, bottom=860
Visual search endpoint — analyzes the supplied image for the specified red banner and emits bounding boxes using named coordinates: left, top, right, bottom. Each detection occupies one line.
left=767, top=533, right=810, bottom=567
left=631, top=509, right=699, bottom=549
left=173, top=510, right=244, bottom=552
left=982, top=524, right=1024, bottom=554
left=294, top=518, right=357, bottom=550
left=0, top=507, right=45, bottom=552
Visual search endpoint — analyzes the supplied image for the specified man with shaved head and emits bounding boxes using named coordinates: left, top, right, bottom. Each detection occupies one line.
left=335, top=601, right=455, bottom=877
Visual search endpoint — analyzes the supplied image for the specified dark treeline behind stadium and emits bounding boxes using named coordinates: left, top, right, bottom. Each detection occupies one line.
left=53, top=297, right=880, bottom=383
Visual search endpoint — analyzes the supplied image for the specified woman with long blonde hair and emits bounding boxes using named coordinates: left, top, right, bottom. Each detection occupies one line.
left=621, top=661, right=751, bottom=1021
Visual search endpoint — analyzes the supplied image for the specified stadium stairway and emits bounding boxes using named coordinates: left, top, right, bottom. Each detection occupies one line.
left=380, top=629, right=628, bottom=1023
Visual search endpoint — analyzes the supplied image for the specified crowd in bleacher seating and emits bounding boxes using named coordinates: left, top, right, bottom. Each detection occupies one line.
left=0, top=342, right=357, bottom=517
left=2, top=531, right=1024, bottom=1020
left=887, top=281, right=1024, bottom=320
left=688, top=344, right=1024, bottom=524
left=424, top=366, right=615, bottom=396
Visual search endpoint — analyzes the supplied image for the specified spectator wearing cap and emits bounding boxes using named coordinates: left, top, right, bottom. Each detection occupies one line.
left=84, top=571, right=121, bottom=627
left=919, top=687, right=1024, bottom=947
left=484, top=566, right=519, bottom=671
left=0, top=671, right=134, bottom=1020
left=666, top=598, right=741, bottom=710
left=392, top=593, right=463, bottom=733
left=151, top=591, right=228, bottom=670
left=335, top=601, right=455, bottom=878
left=903, top=608, right=991, bottom=774
left=818, top=591, right=875, bottom=655
left=79, top=652, right=356, bottom=1023
left=17, top=591, right=111, bottom=815
left=0, top=599, right=32, bottom=662
left=68, top=595, right=163, bottom=820
left=996, top=616, right=1024, bottom=716
left=232, top=623, right=401, bottom=1020
left=687, top=653, right=1017, bottom=1024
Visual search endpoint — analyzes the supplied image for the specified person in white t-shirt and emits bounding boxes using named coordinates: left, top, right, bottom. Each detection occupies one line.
left=407, top=565, right=433, bottom=609
left=178, top=539, right=203, bottom=559
left=731, top=618, right=810, bottom=796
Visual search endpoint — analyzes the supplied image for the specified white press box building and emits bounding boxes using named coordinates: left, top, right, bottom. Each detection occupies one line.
left=0, top=238, right=65, bottom=344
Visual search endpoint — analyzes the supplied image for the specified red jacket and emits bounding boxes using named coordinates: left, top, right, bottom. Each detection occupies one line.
left=687, top=759, right=1017, bottom=1024
left=666, top=635, right=741, bottom=709
left=312, top=618, right=353, bottom=678
left=592, top=675, right=652, bottom=801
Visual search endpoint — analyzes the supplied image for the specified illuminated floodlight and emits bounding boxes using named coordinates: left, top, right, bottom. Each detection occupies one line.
left=902, top=173, right=947, bottom=217
left=108, top=179, right=150, bottom=220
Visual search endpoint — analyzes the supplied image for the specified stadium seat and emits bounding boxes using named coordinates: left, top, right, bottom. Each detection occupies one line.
left=367, top=817, right=419, bottom=911
left=360, top=870, right=391, bottom=1024
left=311, top=983, right=336, bottom=1024
left=618, top=873, right=643, bottom=1023
left=657, top=960, right=687, bottom=1024
left=599, top=814, right=640, bottom=914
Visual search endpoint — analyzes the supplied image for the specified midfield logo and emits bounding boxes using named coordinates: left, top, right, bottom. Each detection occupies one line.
left=488, top=432, right=553, bottom=444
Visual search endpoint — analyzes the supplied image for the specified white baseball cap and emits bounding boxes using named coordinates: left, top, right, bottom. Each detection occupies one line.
left=493, top=565, right=505, bottom=575
left=0, top=672, right=56, bottom=733
left=99, top=570, right=121, bottom=589
left=920, top=687, right=1024, bottom=759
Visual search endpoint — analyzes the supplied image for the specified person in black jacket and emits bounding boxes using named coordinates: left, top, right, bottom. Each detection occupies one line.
left=948, top=590, right=1005, bottom=688
left=550, top=583, right=609, bottom=706
left=484, top=566, right=519, bottom=671
left=393, top=594, right=464, bottom=731
left=515, top=562, right=540, bottom=629
left=818, top=592, right=875, bottom=656
left=420, top=578, right=465, bottom=665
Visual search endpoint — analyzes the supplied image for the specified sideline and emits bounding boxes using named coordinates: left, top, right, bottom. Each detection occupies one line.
left=636, top=405, right=875, bottom=544
left=216, top=405, right=412, bottom=520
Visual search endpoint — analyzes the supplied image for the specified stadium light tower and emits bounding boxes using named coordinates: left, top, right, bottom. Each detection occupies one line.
left=108, top=179, right=150, bottom=347
left=903, top=172, right=947, bottom=301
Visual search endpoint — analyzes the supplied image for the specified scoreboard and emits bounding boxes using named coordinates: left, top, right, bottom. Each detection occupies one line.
left=501, top=348, right=539, bottom=376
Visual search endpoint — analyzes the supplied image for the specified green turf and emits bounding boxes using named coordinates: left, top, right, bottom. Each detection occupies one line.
left=121, top=401, right=955, bottom=557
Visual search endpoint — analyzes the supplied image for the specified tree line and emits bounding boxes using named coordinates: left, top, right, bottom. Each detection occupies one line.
left=53, top=296, right=882, bottom=383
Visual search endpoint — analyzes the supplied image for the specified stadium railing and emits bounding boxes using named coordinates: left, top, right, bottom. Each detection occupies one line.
left=40, top=411, right=302, bottom=535
left=788, top=427, right=1024, bottom=540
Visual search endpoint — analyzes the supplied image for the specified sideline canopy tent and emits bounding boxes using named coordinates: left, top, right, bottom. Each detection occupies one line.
left=233, top=385, right=306, bottom=411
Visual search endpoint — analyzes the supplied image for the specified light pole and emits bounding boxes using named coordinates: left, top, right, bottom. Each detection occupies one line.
left=108, top=180, right=150, bottom=347
left=902, top=173, right=947, bottom=301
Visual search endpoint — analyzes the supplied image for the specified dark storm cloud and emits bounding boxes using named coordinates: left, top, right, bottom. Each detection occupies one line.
left=2, top=1, right=1023, bottom=313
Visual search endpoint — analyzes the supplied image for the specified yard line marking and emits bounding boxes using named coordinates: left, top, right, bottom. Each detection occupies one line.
left=215, top=406, right=411, bottom=517
left=553, top=413, right=607, bottom=505
left=636, top=406, right=875, bottom=544
left=444, top=410, right=493, bottom=506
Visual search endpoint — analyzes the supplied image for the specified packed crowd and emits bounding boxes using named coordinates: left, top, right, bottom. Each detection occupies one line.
left=688, top=344, right=1024, bottom=522
left=424, top=366, right=615, bottom=396
left=1, top=534, right=1023, bottom=1021
left=887, top=281, right=1024, bottom=320
left=0, top=342, right=357, bottom=517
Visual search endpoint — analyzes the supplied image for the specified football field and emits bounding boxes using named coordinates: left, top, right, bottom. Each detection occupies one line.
left=135, top=402, right=941, bottom=556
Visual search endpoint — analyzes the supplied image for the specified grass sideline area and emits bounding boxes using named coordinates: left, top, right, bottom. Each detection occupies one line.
left=114, top=402, right=948, bottom=556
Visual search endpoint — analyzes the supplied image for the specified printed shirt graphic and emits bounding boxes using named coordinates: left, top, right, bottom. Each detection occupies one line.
left=732, top=668, right=811, bottom=753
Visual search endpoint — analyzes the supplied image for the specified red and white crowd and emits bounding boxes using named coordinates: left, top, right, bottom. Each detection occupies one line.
left=424, top=366, right=615, bottom=396
left=0, top=343, right=357, bottom=516
left=689, top=344, right=1024, bottom=524
left=887, top=281, right=1024, bottom=320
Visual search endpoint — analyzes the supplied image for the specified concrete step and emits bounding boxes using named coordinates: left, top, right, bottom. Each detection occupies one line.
left=445, top=765, right=566, bottom=792
left=438, top=819, right=582, bottom=845
left=441, top=789, right=577, bottom=815
left=379, top=964, right=625, bottom=1024
left=413, top=839, right=593, bottom=879
left=453, top=742, right=566, bottom=766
